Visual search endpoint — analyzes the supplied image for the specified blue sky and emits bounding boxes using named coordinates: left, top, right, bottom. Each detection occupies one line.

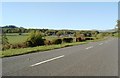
left=2, top=2, right=118, bottom=30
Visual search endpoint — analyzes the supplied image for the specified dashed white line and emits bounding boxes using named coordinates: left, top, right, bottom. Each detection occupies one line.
left=30, top=55, right=65, bottom=67
left=99, top=43, right=103, bottom=45
left=86, top=46, right=93, bottom=49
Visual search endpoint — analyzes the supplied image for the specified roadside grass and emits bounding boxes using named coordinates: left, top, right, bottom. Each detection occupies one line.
left=1, top=42, right=87, bottom=58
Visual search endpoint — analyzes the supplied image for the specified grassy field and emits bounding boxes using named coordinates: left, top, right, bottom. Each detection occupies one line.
left=7, top=35, right=28, bottom=44
left=6, top=33, right=59, bottom=44
left=6, top=33, right=28, bottom=44
left=1, top=42, right=87, bottom=57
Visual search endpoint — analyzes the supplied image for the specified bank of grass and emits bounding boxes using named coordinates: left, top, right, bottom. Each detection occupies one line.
left=1, top=42, right=87, bottom=58
left=1, top=36, right=109, bottom=58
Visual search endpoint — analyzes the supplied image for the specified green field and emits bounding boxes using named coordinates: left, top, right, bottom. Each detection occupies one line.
left=6, top=33, right=75, bottom=44
left=7, top=35, right=28, bottom=44
left=6, top=33, right=59, bottom=44
left=6, top=33, right=29, bottom=44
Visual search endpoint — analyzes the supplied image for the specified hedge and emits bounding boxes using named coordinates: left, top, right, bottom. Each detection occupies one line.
left=63, top=38, right=73, bottom=43
left=52, top=38, right=62, bottom=44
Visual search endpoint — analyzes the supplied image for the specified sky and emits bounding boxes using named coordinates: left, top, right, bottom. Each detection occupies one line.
left=2, top=2, right=118, bottom=30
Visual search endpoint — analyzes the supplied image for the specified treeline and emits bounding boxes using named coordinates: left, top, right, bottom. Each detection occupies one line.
left=2, top=25, right=48, bottom=34
left=2, top=25, right=100, bottom=37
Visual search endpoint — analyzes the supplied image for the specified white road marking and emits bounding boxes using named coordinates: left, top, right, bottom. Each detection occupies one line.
left=99, top=43, right=103, bottom=45
left=86, top=46, right=93, bottom=49
left=30, top=55, right=65, bottom=67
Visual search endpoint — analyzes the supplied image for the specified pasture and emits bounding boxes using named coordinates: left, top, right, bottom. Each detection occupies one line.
left=6, top=33, right=60, bottom=44
left=6, top=33, right=28, bottom=44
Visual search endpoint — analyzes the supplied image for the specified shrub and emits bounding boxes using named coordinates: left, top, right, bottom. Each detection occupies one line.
left=26, top=31, right=44, bottom=47
left=44, top=39, right=52, bottom=45
left=85, top=38, right=94, bottom=40
left=17, top=42, right=27, bottom=48
left=10, top=44, right=18, bottom=49
left=63, top=38, right=73, bottom=43
left=96, top=33, right=104, bottom=39
left=2, top=44, right=11, bottom=50
left=2, top=42, right=27, bottom=50
left=52, top=38, right=62, bottom=44
left=76, top=37, right=82, bottom=42
left=76, top=37, right=85, bottom=42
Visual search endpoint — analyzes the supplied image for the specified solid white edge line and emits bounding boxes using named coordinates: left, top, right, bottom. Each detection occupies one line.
left=30, top=55, right=65, bottom=67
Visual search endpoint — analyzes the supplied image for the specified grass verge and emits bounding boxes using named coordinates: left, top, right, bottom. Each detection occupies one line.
left=1, top=37, right=109, bottom=58
left=1, top=42, right=87, bottom=58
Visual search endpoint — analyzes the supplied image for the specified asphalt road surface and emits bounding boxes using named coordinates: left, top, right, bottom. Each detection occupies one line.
left=2, top=38, right=118, bottom=76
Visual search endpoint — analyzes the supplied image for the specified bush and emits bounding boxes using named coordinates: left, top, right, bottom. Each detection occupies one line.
left=76, top=37, right=85, bottom=42
left=2, top=42, right=27, bottom=50
left=9, top=44, right=17, bottom=49
left=44, top=39, right=52, bottom=45
left=52, top=38, right=62, bottom=44
left=96, top=33, right=104, bottom=39
left=63, top=38, right=73, bottom=43
left=85, top=37, right=94, bottom=40
left=76, top=37, right=82, bottom=42
left=17, top=42, right=27, bottom=48
left=9, top=42, right=27, bottom=49
left=26, top=31, right=44, bottom=47
left=2, top=44, right=11, bottom=50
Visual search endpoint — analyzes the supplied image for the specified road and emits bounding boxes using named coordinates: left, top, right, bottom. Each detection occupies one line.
left=2, top=38, right=118, bottom=76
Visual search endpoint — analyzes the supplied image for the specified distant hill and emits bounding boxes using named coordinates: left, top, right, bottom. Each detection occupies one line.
left=2, top=25, right=18, bottom=28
